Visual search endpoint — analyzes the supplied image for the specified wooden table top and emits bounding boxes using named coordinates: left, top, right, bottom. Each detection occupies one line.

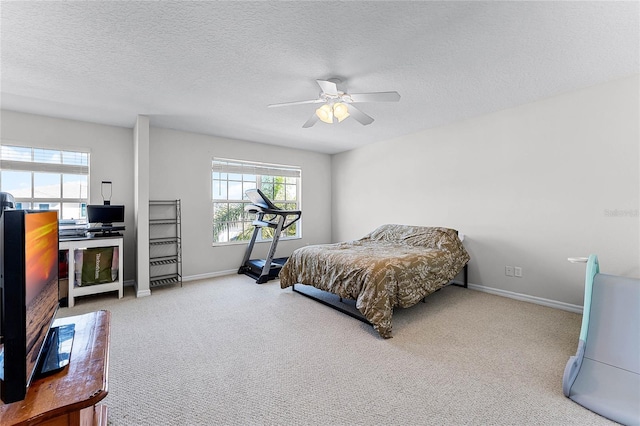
left=0, top=310, right=111, bottom=425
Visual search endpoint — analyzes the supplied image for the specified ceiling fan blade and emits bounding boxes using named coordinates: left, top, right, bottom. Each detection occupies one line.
left=268, top=99, right=323, bottom=108
left=302, top=113, right=319, bottom=128
left=348, top=91, right=401, bottom=103
left=316, top=80, right=339, bottom=96
left=346, top=104, right=374, bottom=126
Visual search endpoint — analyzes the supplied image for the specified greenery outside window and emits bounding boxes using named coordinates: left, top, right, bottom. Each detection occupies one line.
left=0, top=144, right=89, bottom=220
left=212, top=158, right=301, bottom=244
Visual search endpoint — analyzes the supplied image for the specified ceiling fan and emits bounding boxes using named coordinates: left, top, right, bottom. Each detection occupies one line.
left=268, top=79, right=401, bottom=128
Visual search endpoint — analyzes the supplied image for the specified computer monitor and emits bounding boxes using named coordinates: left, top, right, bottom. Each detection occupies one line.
left=86, top=205, right=125, bottom=227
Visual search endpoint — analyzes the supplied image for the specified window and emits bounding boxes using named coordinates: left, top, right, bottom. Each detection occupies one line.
left=0, top=144, right=89, bottom=220
left=212, top=158, right=301, bottom=244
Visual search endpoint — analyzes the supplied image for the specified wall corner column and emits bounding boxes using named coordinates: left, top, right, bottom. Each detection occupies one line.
left=134, top=115, right=151, bottom=297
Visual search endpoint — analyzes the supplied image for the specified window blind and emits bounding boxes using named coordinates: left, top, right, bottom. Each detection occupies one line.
left=212, top=158, right=300, bottom=178
left=1, top=145, right=89, bottom=175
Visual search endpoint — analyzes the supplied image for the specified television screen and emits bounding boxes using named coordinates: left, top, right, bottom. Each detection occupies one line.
left=24, top=211, right=59, bottom=386
left=87, top=205, right=125, bottom=225
left=0, top=210, right=59, bottom=403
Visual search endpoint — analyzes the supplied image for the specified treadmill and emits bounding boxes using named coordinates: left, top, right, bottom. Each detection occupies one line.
left=238, top=188, right=301, bottom=283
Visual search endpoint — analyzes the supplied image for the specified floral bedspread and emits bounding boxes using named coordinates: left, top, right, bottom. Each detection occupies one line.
left=280, top=224, right=470, bottom=338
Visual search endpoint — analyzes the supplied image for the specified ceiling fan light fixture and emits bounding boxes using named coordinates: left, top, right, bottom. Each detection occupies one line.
left=333, top=102, right=350, bottom=122
left=316, top=103, right=334, bottom=124
left=270, top=79, right=399, bottom=127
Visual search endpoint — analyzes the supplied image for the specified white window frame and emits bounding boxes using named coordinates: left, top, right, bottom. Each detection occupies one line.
left=0, top=143, right=90, bottom=220
left=212, top=158, right=301, bottom=245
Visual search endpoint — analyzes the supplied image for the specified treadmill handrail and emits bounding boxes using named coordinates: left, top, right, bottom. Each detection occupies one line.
left=246, top=206, right=301, bottom=231
left=244, top=188, right=301, bottom=231
left=244, top=203, right=301, bottom=216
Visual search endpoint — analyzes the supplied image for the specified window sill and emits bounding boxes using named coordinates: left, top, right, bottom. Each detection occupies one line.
left=212, top=236, right=301, bottom=247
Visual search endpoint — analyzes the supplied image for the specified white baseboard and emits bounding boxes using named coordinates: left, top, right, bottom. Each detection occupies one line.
left=126, top=271, right=237, bottom=295
left=122, top=279, right=151, bottom=297
left=464, top=282, right=583, bottom=314
left=131, top=280, right=151, bottom=297
left=183, top=269, right=238, bottom=282
left=136, top=273, right=582, bottom=314
left=136, top=289, right=151, bottom=297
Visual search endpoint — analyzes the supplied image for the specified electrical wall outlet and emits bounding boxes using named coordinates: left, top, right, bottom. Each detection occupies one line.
left=514, top=267, right=523, bottom=277
left=505, top=266, right=514, bottom=277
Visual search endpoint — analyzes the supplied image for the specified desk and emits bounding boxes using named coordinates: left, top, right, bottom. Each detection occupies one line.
left=0, top=310, right=111, bottom=425
left=59, top=236, right=123, bottom=307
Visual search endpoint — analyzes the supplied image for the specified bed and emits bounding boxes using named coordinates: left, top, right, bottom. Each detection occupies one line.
left=279, top=224, right=470, bottom=338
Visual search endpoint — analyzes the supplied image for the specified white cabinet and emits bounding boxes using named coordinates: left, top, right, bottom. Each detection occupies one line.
left=59, top=236, right=123, bottom=307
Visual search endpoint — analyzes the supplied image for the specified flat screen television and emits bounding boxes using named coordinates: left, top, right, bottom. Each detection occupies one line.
left=0, top=209, right=72, bottom=403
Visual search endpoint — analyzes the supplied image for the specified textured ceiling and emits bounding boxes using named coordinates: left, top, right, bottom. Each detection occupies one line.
left=1, top=1, right=638, bottom=154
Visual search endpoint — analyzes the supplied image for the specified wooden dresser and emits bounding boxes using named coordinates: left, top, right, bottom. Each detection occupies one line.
left=0, top=310, right=111, bottom=426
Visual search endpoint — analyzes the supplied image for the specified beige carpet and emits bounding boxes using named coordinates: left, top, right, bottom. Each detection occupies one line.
left=58, top=275, right=613, bottom=425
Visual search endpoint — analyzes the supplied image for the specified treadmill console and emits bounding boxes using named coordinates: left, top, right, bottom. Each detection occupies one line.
left=245, top=188, right=279, bottom=211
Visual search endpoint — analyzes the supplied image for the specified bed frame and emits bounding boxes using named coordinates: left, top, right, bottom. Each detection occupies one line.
left=291, top=263, right=469, bottom=326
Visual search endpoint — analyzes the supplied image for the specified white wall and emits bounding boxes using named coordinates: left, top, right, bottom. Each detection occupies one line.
left=0, top=111, right=332, bottom=285
left=148, top=127, right=332, bottom=279
left=0, top=110, right=137, bottom=281
left=4, top=75, right=636, bottom=306
left=331, top=75, right=640, bottom=307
